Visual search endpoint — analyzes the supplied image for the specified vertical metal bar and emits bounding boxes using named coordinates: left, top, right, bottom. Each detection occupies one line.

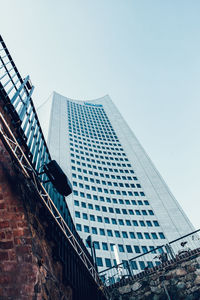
left=10, top=75, right=29, bottom=104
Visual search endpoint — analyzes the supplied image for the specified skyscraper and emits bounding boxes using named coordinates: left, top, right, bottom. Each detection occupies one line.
left=47, top=92, right=194, bottom=271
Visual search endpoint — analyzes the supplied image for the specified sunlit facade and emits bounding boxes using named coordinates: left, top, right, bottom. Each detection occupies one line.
left=47, top=92, right=194, bottom=271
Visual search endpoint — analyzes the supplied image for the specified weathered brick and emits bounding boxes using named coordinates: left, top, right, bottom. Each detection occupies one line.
left=0, top=241, right=14, bottom=250
left=0, top=251, right=9, bottom=261
left=2, top=261, right=17, bottom=272
left=0, top=221, right=9, bottom=229
left=16, top=245, right=31, bottom=255
left=0, top=232, right=6, bottom=239
left=0, top=203, right=5, bottom=209
left=0, top=275, right=12, bottom=284
left=13, top=228, right=24, bottom=237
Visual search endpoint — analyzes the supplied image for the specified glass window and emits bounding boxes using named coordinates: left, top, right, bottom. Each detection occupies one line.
left=112, top=218, right=117, bottom=225
left=96, top=257, right=103, bottom=267
left=126, top=245, right=133, bottom=253
left=102, top=243, right=108, bottom=250
left=137, top=232, right=143, bottom=239
left=144, top=232, right=150, bottom=239
left=75, top=211, right=80, bottom=218
left=134, top=245, right=141, bottom=253
left=83, top=213, right=88, bottom=220
left=92, top=227, right=97, bottom=234
left=84, top=225, right=89, bottom=233
left=152, top=232, right=158, bottom=239
left=130, top=261, right=138, bottom=270
left=129, top=232, right=136, bottom=239
left=118, top=219, right=124, bottom=225
left=122, top=231, right=128, bottom=238
left=118, top=244, right=125, bottom=252
left=159, top=232, right=165, bottom=239
left=105, top=258, right=112, bottom=268
left=114, top=231, right=120, bottom=238
left=142, top=246, right=148, bottom=253
left=139, top=261, right=145, bottom=270
left=90, top=215, right=95, bottom=221
left=126, top=220, right=131, bottom=226
left=100, top=229, right=105, bottom=236
left=76, top=224, right=82, bottom=231
left=93, top=241, right=100, bottom=249
left=149, top=210, right=154, bottom=215
left=107, top=230, right=113, bottom=237
left=97, top=216, right=103, bottom=222
left=104, top=217, right=110, bottom=224
left=146, top=221, right=152, bottom=227
left=133, top=220, right=138, bottom=226
left=153, top=220, right=159, bottom=227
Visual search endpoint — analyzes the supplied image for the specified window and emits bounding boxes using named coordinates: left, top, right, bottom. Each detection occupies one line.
left=74, top=200, right=79, bottom=206
left=130, top=261, right=138, bottom=270
left=100, top=229, right=105, bottom=236
left=83, top=213, right=88, bottom=220
left=84, top=225, right=89, bottom=233
left=144, top=233, right=150, bottom=239
left=107, top=230, right=113, bottom=237
left=126, top=245, right=133, bottom=253
left=118, top=244, right=125, bottom=252
left=135, top=210, right=141, bottom=215
left=114, top=231, right=120, bottom=238
left=126, top=220, right=131, bottom=226
left=102, top=206, right=107, bottom=212
left=142, top=246, right=148, bottom=253
left=139, top=261, right=145, bottom=270
left=129, top=232, right=136, bottom=239
left=146, top=221, right=152, bottom=227
left=102, top=243, right=108, bottom=250
left=112, top=218, right=117, bottom=225
left=88, top=204, right=93, bottom=209
left=152, top=232, right=158, bottom=239
left=139, top=220, right=145, bottom=227
left=105, top=258, right=112, bottom=268
left=159, top=232, right=165, bottom=239
left=153, top=220, right=159, bottom=227
left=76, top=224, right=82, bottom=231
left=118, top=219, right=124, bottom=225
left=97, top=216, right=103, bottom=222
left=134, top=246, right=140, bottom=253
left=90, top=215, right=95, bottom=221
left=92, top=227, right=97, bottom=234
left=104, top=217, right=110, bottom=224
left=137, top=232, right=143, bottom=239
left=142, top=210, right=147, bottom=215
left=96, top=257, right=103, bottom=267
left=93, top=241, right=100, bottom=249
left=133, top=220, right=138, bottom=227
left=95, top=205, right=100, bottom=211
left=75, top=211, right=80, bottom=218
left=149, top=210, right=154, bottom=215
left=122, top=232, right=128, bottom=238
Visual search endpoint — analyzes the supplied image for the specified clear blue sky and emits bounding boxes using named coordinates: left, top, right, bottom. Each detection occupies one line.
left=1, top=0, right=200, bottom=228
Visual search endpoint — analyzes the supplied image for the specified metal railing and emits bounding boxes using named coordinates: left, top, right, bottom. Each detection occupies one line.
left=99, top=229, right=200, bottom=287
left=0, top=35, right=109, bottom=299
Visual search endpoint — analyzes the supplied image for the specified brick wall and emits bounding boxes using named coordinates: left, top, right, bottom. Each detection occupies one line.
left=0, top=139, right=73, bottom=300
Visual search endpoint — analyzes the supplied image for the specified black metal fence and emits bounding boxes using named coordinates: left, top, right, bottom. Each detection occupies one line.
left=99, top=229, right=200, bottom=287
left=0, top=35, right=108, bottom=300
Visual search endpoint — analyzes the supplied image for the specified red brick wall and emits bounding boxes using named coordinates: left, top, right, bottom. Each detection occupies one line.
left=0, top=139, right=72, bottom=300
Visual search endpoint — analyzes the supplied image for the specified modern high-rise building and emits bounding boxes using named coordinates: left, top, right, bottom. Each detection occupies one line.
left=47, top=92, right=194, bottom=272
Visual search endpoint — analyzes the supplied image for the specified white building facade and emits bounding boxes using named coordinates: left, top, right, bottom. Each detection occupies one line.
left=47, top=92, right=194, bottom=271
